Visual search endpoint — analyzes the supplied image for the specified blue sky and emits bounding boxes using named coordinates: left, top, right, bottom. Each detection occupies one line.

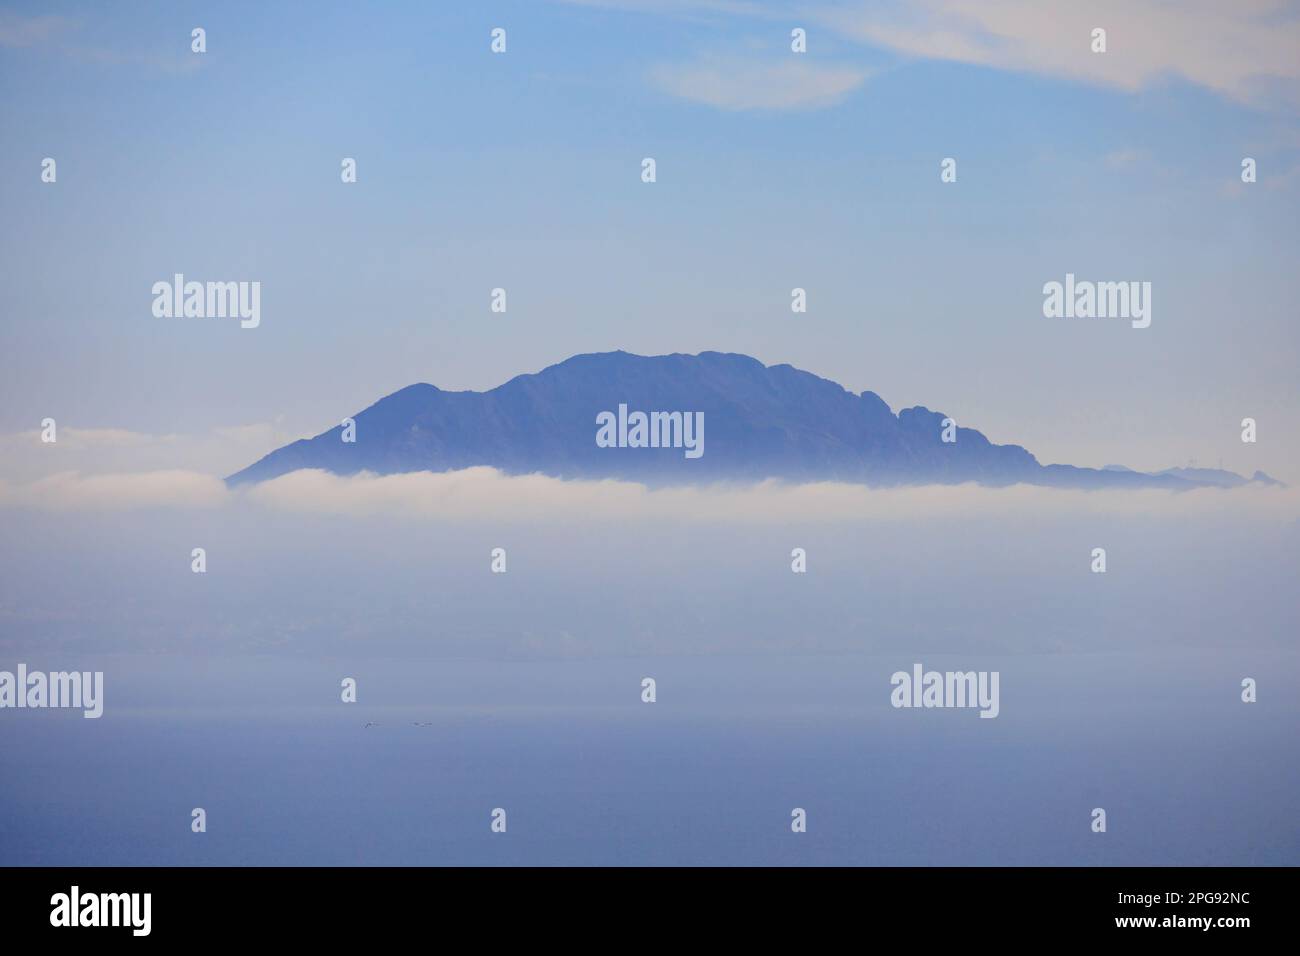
left=1, top=0, right=1298, bottom=479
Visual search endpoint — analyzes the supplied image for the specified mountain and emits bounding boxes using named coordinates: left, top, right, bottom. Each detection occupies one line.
left=1152, top=467, right=1282, bottom=488
left=226, top=351, right=1277, bottom=490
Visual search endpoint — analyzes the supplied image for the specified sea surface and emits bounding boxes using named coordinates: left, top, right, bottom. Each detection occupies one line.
left=3, top=652, right=1295, bottom=866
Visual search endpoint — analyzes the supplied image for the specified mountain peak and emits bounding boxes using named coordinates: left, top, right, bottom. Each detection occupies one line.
left=225, top=351, right=1253, bottom=491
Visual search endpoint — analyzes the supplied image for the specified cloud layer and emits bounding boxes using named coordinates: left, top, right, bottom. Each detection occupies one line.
left=649, top=57, right=870, bottom=110
left=817, top=0, right=1300, bottom=105
left=0, top=424, right=300, bottom=484
left=3, top=465, right=1296, bottom=522
left=574, top=0, right=1300, bottom=108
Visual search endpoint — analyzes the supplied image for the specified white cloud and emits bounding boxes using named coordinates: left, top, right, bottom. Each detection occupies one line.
left=1103, top=147, right=1146, bottom=168
left=0, top=12, right=75, bottom=48
left=569, top=0, right=1300, bottom=108
left=243, top=468, right=1300, bottom=522
left=3, top=465, right=1295, bottom=519
left=816, top=0, right=1300, bottom=106
left=0, top=423, right=299, bottom=482
left=649, top=57, right=870, bottom=110
left=560, top=0, right=770, bottom=15
left=55, top=427, right=170, bottom=447
left=0, top=470, right=228, bottom=511
left=0, top=10, right=203, bottom=73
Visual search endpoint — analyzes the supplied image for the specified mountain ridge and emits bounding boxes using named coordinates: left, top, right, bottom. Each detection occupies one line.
left=226, top=351, right=1278, bottom=491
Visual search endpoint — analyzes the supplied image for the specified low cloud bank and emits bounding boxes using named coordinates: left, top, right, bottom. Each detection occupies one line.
left=0, top=424, right=301, bottom=483
left=2, top=466, right=1297, bottom=522
left=0, top=470, right=229, bottom=510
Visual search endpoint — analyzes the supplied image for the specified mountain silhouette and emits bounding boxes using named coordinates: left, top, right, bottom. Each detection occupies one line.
left=226, top=351, right=1274, bottom=490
